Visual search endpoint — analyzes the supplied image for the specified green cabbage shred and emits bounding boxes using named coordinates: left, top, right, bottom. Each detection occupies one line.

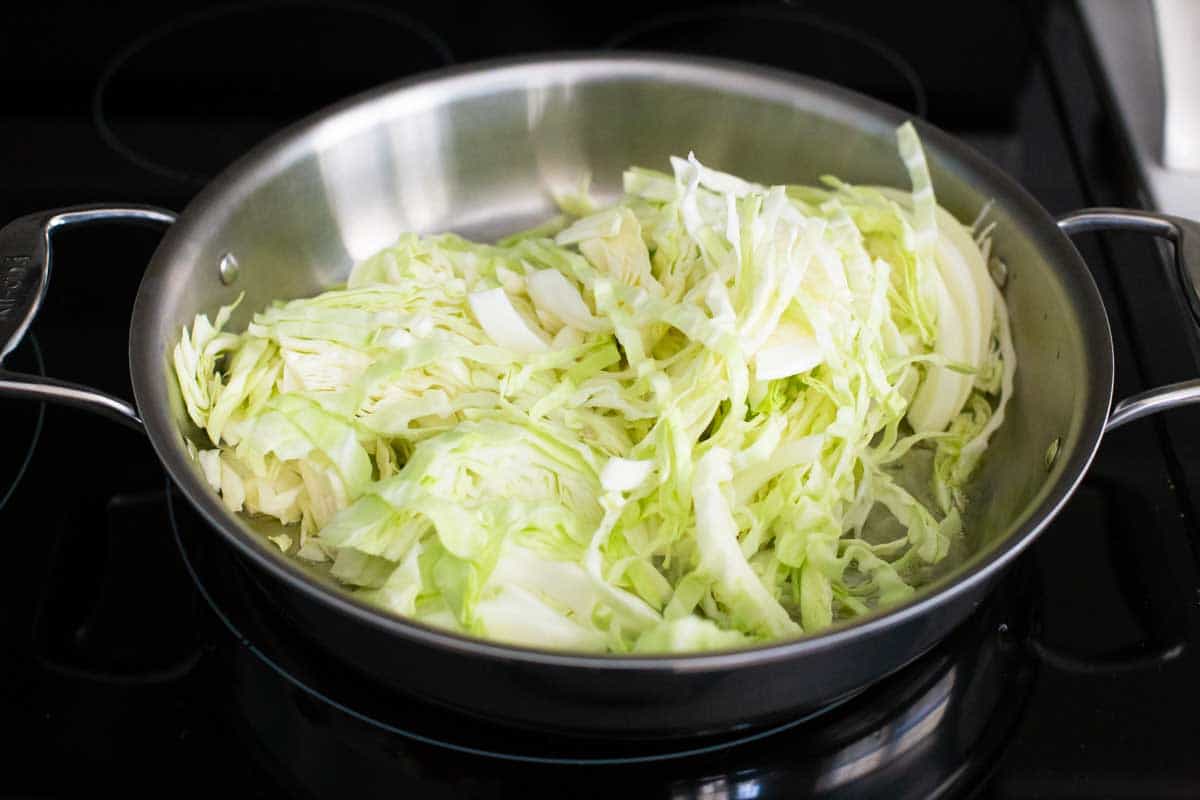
left=174, top=122, right=1014, bottom=653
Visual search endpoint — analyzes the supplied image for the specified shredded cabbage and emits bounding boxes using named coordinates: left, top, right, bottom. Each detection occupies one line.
left=174, top=122, right=1014, bottom=653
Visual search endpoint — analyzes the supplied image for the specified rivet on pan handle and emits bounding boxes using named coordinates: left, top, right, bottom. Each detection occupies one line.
left=1057, top=207, right=1200, bottom=431
left=0, top=205, right=176, bottom=432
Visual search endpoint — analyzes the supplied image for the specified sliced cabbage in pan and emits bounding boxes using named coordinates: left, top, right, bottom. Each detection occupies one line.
left=173, top=122, right=1014, bottom=653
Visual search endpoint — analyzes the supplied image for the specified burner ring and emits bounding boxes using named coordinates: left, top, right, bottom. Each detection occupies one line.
left=607, top=6, right=928, bottom=118
left=92, top=1, right=453, bottom=186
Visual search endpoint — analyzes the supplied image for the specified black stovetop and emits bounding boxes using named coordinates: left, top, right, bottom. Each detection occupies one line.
left=3, top=2, right=1200, bottom=797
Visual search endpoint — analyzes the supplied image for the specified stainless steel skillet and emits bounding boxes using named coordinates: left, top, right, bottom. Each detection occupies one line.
left=3, top=55, right=1199, bottom=735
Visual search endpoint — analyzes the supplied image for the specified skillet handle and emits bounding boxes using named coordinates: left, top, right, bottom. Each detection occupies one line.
left=1057, top=208, right=1200, bottom=431
left=0, top=205, right=176, bottom=432
left=1039, top=209, right=1197, bottom=674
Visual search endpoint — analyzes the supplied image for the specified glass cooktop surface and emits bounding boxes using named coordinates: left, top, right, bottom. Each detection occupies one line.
left=2, top=2, right=1198, bottom=797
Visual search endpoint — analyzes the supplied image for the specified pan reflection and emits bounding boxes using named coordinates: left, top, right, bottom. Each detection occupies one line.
left=171, top=483, right=1035, bottom=798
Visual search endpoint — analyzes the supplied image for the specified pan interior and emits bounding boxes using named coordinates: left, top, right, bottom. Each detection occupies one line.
left=136, top=57, right=1111, bottom=650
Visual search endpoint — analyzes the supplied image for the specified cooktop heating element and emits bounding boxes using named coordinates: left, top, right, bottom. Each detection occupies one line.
left=92, top=2, right=452, bottom=185
left=607, top=6, right=927, bottom=116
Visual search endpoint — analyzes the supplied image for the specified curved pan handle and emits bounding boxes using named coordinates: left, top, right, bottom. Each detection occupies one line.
left=0, top=205, right=176, bottom=432
left=1039, top=207, right=1200, bottom=674
left=1057, top=208, right=1200, bottom=431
